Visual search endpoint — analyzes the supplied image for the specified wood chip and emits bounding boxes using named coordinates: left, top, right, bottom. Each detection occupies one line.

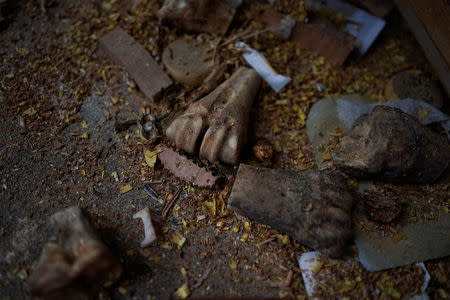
left=98, top=28, right=172, bottom=100
left=156, top=144, right=219, bottom=187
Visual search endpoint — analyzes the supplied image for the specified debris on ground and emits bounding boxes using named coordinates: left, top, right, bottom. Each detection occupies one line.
left=363, top=186, right=402, bottom=224
left=0, top=0, right=6, bottom=22
left=292, top=14, right=356, bottom=65
left=305, top=0, right=386, bottom=55
left=385, top=71, right=444, bottom=109
left=138, top=112, right=159, bottom=143
left=299, top=250, right=430, bottom=299
left=333, top=106, right=450, bottom=183
left=158, top=0, right=236, bottom=35
left=306, top=94, right=374, bottom=169
left=235, top=42, right=290, bottom=92
left=228, top=164, right=354, bottom=257
left=260, top=8, right=296, bottom=40
left=252, top=138, right=273, bottom=166
left=162, top=38, right=215, bottom=87
left=26, top=207, right=122, bottom=298
left=156, top=144, right=219, bottom=187
left=191, top=62, right=228, bottom=100
left=354, top=182, right=450, bottom=271
left=98, top=27, right=172, bottom=100
left=166, top=67, right=261, bottom=164
left=133, top=207, right=157, bottom=247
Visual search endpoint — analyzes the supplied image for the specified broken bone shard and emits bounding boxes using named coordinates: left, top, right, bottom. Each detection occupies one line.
left=165, top=67, right=261, bottom=165
left=228, top=164, right=354, bottom=257
left=133, top=207, right=157, bottom=247
left=157, top=144, right=220, bottom=187
left=27, top=207, right=122, bottom=297
left=158, top=0, right=235, bottom=35
left=332, top=106, right=450, bottom=184
left=162, top=38, right=214, bottom=87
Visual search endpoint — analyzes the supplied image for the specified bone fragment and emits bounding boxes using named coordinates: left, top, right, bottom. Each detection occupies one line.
left=228, top=164, right=354, bottom=257
left=133, top=207, right=157, bottom=247
left=166, top=67, right=261, bottom=165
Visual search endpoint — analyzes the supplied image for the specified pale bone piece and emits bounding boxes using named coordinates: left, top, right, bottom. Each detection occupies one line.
left=166, top=67, right=261, bottom=165
left=133, top=207, right=157, bottom=247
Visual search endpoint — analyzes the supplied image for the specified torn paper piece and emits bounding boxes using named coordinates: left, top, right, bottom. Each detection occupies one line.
left=133, top=207, right=157, bottom=247
left=235, top=41, right=291, bottom=92
left=336, top=98, right=450, bottom=139
left=299, top=251, right=431, bottom=300
left=305, top=0, right=385, bottom=55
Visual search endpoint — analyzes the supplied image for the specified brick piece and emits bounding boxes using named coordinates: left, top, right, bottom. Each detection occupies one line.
left=291, top=17, right=356, bottom=65
left=98, top=28, right=172, bottom=100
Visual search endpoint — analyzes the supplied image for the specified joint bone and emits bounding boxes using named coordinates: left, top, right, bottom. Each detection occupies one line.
left=166, top=67, right=261, bottom=165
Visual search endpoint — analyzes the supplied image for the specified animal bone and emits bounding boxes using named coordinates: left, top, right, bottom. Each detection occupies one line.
left=228, top=164, right=354, bottom=257
left=165, top=67, right=261, bottom=165
left=27, top=207, right=122, bottom=298
left=133, top=207, right=157, bottom=247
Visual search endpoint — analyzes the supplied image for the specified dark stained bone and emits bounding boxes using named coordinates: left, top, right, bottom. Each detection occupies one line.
left=332, top=106, right=450, bottom=184
left=27, top=207, right=122, bottom=298
left=165, top=67, right=261, bottom=165
left=228, top=164, right=354, bottom=257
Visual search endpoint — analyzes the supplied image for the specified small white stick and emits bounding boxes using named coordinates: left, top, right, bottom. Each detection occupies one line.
left=133, top=207, right=157, bottom=247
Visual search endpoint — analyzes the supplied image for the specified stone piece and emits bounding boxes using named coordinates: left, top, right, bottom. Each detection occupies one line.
left=165, top=67, right=261, bottom=165
left=162, top=38, right=214, bottom=87
left=27, top=207, right=122, bottom=298
left=98, top=28, right=172, bottom=100
left=332, top=106, right=450, bottom=184
left=228, top=164, right=354, bottom=257
left=260, top=9, right=296, bottom=39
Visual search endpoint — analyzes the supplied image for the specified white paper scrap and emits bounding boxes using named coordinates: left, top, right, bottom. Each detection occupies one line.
left=235, top=41, right=291, bottom=93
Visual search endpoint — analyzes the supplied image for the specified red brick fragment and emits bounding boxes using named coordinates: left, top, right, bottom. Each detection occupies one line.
left=98, top=28, right=172, bottom=100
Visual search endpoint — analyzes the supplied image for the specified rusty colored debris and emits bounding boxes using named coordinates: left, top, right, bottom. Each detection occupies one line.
left=98, top=27, right=172, bottom=100
left=260, top=8, right=296, bottom=40
left=156, top=144, right=219, bottom=187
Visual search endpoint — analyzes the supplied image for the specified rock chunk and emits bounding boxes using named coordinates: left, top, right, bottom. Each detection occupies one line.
left=332, top=106, right=450, bottom=183
left=27, top=207, right=122, bottom=298
left=228, top=164, right=354, bottom=257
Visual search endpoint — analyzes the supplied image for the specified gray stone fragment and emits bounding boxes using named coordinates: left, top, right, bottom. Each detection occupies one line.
left=332, top=106, right=450, bottom=184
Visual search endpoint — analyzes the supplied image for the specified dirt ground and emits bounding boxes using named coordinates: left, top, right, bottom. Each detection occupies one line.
left=0, top=0, right=449, bottom=299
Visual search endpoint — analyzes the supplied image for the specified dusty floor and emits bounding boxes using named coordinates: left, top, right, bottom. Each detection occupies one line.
left=0, top=0, right=449, bottom=299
